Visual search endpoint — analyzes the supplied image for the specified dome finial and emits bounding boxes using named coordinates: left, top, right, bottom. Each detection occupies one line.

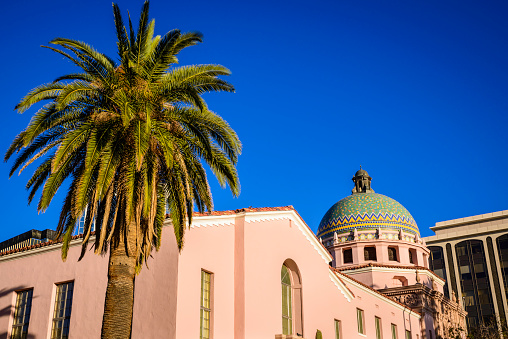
left=352, top=167, right=374, bottom=194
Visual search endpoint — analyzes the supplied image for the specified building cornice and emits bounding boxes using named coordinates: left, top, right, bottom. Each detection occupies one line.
left=187, top=207, right=333, bottom=263
left=334, top=269, right=421, bottom=319
left=336, top=263, right=445, bottom=284
left=0, top=237, right=85, bottom=262
left=430, top=210, right=508, bottom=231
left=328, top=268, right=355, bottom=302
left=0, top=206, right=334, bottom=265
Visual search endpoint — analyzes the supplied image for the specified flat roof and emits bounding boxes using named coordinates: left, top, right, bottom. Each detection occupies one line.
left=431, top=210, right=508, bottom=231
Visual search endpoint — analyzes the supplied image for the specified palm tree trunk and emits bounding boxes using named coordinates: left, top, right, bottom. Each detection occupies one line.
left=101, top=221, right=138, bottom=339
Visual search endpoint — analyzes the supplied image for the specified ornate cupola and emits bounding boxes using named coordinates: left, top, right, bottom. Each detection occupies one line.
left=352, top=167, right=374, bottom=194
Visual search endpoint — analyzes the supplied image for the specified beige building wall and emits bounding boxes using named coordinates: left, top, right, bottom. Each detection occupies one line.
left=424, top=210, right=508, bottom=326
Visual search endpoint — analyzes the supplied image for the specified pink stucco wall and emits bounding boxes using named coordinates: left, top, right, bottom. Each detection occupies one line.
left=0, top=242, right=108, bottom=339
left=175, top=218, right=237, bottom=338
left=0, top=226, right=179, bottom=339
left=174, top=211, right=421, bottom=338
left=240, top=215, right=420, bottom=338
left=0, top=209, right=425, bottom=339
left=132, top=227, right=179, bottom=339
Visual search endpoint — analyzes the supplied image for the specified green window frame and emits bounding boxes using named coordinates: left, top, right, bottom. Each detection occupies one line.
left=334, top=319, right=341, bottom=339
left=51, top=282, right=74, bottom=339
left=281, top=265, right=292, bottom=335
left=375, top=317, right=382, bottom=339
left=11, top=289, right=33, bottom=339
left=357, top=308, right=365, bottom=334
left=200, top=270, right=212, bottom=339
left=405, top=329, right=411, bottom=339
left=391, top=324, right=397, bottom=339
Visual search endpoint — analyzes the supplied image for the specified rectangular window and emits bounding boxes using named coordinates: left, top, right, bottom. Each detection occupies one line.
left=200, top=270, right=212, bottom=339
left=11, top=289, right=33, bottom=339
left=357, top=308, right=365, bottom=334
left=375, top=317, right=382, bottom=339
left=391, top=324, right=397, bottom=339
left=334, top=319, right=341, bottom=339
left=343, top=248, right=353, bottom=264
left=405, top=330, right=411, bottom=339
left=51, top=282, right=74, bottom=339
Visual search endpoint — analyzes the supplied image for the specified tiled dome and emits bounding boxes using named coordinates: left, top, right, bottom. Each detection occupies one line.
left=316, top=192, right=419, bottom=239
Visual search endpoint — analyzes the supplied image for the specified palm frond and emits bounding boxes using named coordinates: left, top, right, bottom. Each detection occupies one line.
left=133, top=1, right=151, bottom=66
left=15, top=82, right=65, bottom=113
left=113, top=3, right=130, bottom=58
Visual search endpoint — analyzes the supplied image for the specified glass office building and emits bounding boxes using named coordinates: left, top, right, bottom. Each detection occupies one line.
left=425, top=210, right=508, bottom=330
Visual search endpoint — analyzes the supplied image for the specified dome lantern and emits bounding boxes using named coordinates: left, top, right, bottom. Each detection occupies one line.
left=352, top=166, right=374, bottom=194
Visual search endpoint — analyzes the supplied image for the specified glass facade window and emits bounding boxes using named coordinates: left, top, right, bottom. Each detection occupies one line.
left=405, top=330, right=411, bottom=339
left=388, top=247, right=398, bottom=261
left=497, top=234, right=508, bottom=303
left=391, top=324, right=397, bottom=339
left=200, top=270, right=212, bottom=339
left=281, top=265, right=292, bottom=335
left=428, top=246, right=449, bottom=298
left=364, top=247, right=377, bottom=261
left=455, top=240, right=494, bottom=329
left=357, top=308, right=365, bottom=334
left=375, top=317, right=382, bottom=339
left=11, top=289, right=33, bottom=339
left=334, top=319, right=341, bottom=339
left=51, top=282, right=74, bottom=339
left=343, top=248, right=353, bottom=264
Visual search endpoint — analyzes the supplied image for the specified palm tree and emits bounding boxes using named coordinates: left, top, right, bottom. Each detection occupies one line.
left=5, top=2, right=241, bottom=338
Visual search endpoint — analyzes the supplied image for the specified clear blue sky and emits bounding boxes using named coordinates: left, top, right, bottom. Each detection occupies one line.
left=1, top=0, right=507, bottom=242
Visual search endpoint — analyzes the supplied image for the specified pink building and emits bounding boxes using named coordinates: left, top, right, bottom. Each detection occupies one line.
left=0, top=169, right=465, bottom=338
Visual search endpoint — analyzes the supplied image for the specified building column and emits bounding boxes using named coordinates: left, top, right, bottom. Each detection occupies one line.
left=485, top=236, right=508, bottom=325
left=445, top=242, right=461, bottom=303
left=491, top=235, right=508, bottom=324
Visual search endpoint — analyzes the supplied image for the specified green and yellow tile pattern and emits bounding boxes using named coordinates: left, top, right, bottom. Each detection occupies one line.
left=317, top=193, right=419, bottom=239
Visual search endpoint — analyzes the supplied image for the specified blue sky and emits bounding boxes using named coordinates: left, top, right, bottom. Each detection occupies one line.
left=1, top=0, right=507, bottom=242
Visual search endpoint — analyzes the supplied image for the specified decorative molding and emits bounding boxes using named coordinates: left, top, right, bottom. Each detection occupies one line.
left=243, top=209, right=333, bottom=263
left=343, top=265, right=445, bottom=286
left=181, top=209, right=333, bottom=264
left=2, top=208, right=334, bottom=266
left=186, top=215, right=235, bottom=228
left=329, top=270, right=354, bottom=302
left=0, top=238, right=83, bottom=263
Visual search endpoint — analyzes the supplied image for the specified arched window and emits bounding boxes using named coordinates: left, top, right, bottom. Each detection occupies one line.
left=281, top=260, right=303, bottom=336
left=281, top=265, right=292, bottom=335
